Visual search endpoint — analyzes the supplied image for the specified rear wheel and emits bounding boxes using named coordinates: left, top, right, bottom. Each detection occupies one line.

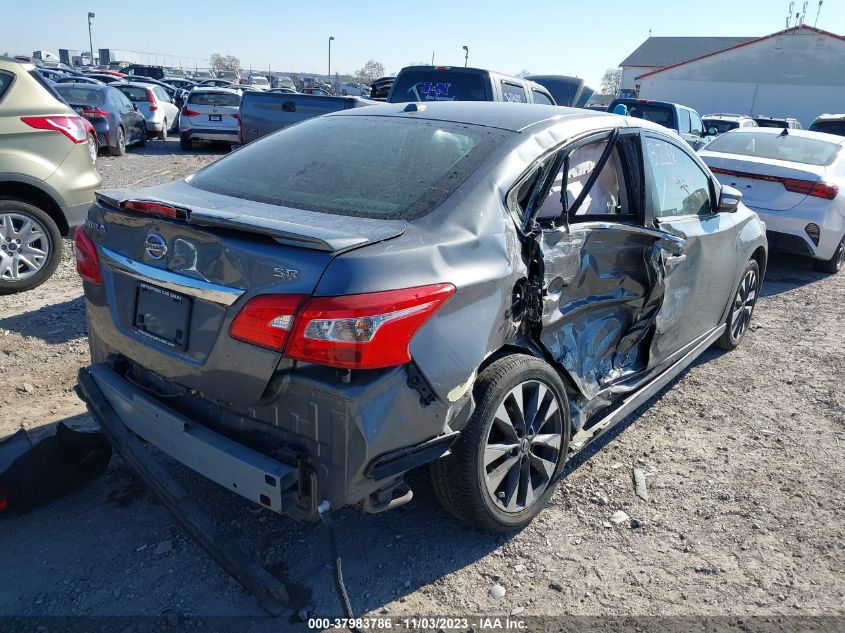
left=87, top=133, right=98, bottom=164
left=109, top=126, right=126, bottom=156
left=0, top=200, right=62, bottom=295
left=180, top=134, right=192, bottom=151
left=716, top=259, right=760, bottom=350
left=430, top=354, right=570, bottom=533
left=813, top=234, right=845, bottom=274
left=138, top=123, right=147, bottom=147
left=158, top=119, right=168, bottom=141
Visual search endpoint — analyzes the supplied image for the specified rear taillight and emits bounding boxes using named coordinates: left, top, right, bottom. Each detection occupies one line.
left=711, top=167, right=839, bottom=200
left=783, top=178, right=839, bottom=200
left=147, top=88, right=158, bottom=111
left=286, top=284, right=455, bottom=369
left=121, top=200, right=189, bottom=220
left=80, top=107, right=108, bottom=119
left=74, top=226, right=102, bottom=285
left=181, top=106, right=199, bottom=117
left=21, top=115, right=88, bottom=143
left=229, top=295, right=306, bottom=351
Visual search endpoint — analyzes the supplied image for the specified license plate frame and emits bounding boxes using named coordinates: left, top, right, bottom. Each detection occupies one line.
left=133, top=282, right=192, bottom=351
left=208, top=114, right=222, bottom=122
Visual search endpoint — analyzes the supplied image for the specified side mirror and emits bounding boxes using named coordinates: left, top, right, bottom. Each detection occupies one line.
left=718, top=184, right=742, bottom=213
left=132, top=104, right=139, bottom=111
left=707, top=127, right=718, bottom=136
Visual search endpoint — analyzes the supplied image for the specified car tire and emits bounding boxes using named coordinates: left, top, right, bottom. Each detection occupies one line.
left=109, top=126, right=126, bottom=156
left=138, top=123, right=147, bottom=147
left=87, top=133, right=98, bottom=164
left=0, top=199, right=62, bottom=295
left=158, top=119, right=167, bottom=141
left=429, top=354, right=570, bottom=533
left=180, top=135, right=192, bottom=151
left=812, top=234, right=845, bottom=274
left=716, top=259, right=761, bottom=350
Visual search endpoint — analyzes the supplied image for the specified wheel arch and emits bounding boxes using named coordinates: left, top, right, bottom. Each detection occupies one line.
left=0, top=179, right=68, bottom=235
left=751, top=244, right=767, bottom=281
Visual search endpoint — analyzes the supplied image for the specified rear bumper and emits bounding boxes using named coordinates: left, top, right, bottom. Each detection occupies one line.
left=180, top=127, right=238, bottom=143
left=753, top=205, right=845, bottom=261
left=78, top=363, right=303, bottom=515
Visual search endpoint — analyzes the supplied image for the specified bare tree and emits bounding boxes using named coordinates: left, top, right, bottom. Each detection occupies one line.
left=600, top=67, right=623, bottom=96
left=355, top=60, right=386, bottom=84
left=515, top=69, right=532, bottom=78
left=210, top=53, right=241, bottom=71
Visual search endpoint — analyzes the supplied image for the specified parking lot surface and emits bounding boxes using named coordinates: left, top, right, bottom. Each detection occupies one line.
left=1, top=140, right=843, bottom=625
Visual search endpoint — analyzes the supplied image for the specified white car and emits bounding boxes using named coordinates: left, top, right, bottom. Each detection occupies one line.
left=809, top=114, right=845, bottom=138
left=702, top=114, right=758, bottom=137
left=248, top=75, right=270, bottom=90
left=178, top=87, right=241, bottom=150
left=338, top=82, right=368, bottom=97
left=116, top=82, right=180, bottom=141
left=700, top=128, right=845, bottom=273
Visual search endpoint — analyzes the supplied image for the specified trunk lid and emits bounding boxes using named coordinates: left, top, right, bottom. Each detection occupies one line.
left=87, top=180, right=405, bottom=404
left=702, top=153, right=826, bottom=211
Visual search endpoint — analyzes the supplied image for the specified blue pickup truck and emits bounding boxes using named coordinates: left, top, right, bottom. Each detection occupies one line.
left=238, top=91, right=372, bottom=143
left=606, top=98, right=711, bottom=151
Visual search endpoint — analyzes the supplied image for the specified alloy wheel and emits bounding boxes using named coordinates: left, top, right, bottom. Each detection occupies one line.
left=483, top=380, right=564, bottom=513
left=0, top=213, right=51, bottom=281
left=118, top=127, right=126, bottom=153
left=731, top=268, right=758, bottom=340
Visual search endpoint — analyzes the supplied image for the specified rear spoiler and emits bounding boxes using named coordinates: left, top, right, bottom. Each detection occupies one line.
left=94, top=192, right=405, bottom=253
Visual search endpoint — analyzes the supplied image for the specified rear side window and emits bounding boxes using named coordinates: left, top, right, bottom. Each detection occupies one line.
left=119, top=86, right=149, bottom=102
left=623, top=102, right=675, bottom=129
left=389, top=70, right=487, bottom=102
left=809, top=120, right=845, bottom=137
left=189, top=92, right=240, bottom=107
left=0, top=71, right=13, bottom=101
left=55, top=86, right=104, bottom=105
left=703, top=119, right=739, bottom=134
left=706, top=131, right=842, bottom=166
left=501, top=82, right=527, bottom=103
left=188, top=116, right=512, bottom=220
left=531, top=89, right=554, bottom=106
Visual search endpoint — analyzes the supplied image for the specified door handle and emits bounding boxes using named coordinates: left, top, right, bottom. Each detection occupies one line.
left=665, top=253, right=687, bottom=268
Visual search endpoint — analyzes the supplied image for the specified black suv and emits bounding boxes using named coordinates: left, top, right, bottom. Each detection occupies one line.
left=122, top=65, right=166, bottom=80
left=387, top=66, right=555, bottom=105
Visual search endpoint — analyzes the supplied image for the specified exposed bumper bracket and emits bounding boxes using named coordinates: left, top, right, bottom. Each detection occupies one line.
left=76, top=366, right=290, bottom=615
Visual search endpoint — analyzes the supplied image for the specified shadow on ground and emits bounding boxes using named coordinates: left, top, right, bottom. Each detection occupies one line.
left=760, top=252, right=828, bottom=297
left=0, top=296, right=85, bottom=344
left=130, top=136, right=231, bottom=158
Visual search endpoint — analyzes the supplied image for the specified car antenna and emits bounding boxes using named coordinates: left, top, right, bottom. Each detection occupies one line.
left=780, top=127, right=789, bottom=136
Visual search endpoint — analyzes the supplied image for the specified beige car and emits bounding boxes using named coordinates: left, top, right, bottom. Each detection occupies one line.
left=0, top=57, right=101, bottom=294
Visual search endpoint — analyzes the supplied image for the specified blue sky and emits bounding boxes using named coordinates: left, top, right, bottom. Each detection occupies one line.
left=4, top=0, right=841, bottom=87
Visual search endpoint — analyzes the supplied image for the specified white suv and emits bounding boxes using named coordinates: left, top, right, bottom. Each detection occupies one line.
left=809, top=114, right=845, bottom=138
left=702, top=114, right=758, bottom=137
left=179, top=87, right=241, bottom=150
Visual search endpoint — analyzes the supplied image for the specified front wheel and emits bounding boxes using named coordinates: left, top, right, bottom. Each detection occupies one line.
left=0, top=200, right=62, bottom=295
left=430, top=354, right=570, bottom=533
left=813, top=234, right=845, bottom=274
left=716, top=259, right=760, bottom=350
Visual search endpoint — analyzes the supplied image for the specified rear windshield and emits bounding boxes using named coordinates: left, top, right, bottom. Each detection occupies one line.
left=703, top=119, right=739, bottom=134
left=754, top=118, right=788, bottom=128
left=118, top=86, right=150, bottom=102
left=54, top=85, right=104, bottom=105
left=389, top=70, right=487, bottom=102
left=613, top=102, right=674, bottom=128
left=188, top=115, right=511, bottom=219
left=188, top=91, right=240, bottom=106
left=706, top=131, right=842, bottom=166
left=809, top=120, right=845, bottom=137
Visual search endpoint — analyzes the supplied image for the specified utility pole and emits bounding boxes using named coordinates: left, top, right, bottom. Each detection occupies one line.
left=328, top=36, right=335, bottom=84
left=87, top=12, right=95, bottom=67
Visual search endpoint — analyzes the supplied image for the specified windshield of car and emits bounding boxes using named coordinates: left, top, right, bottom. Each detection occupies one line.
left=251, top=77, right=269, bottom=85
left=620, top=102, right=675, bottom=128
left=188, top=91, right=240, bottom=106
left=118, top=86, right=150, bottom=102
left=54, top=85, right=104, bottom=105
left=706, top=131, right=842, bottom=166
left=389, top=70, right=487, bottom=102
left=188, top=116, right=511, bottom=219
left=809, top=120, right=845, bottom=137
left=754, top=118, right=788, bottom=128
left=703, top=119, right=739, bottom=134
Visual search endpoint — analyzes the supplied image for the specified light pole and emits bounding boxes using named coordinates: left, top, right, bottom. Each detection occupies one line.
left=328, top=36, right=335, bottom=86
left=462, top=45, right=469, bottom=67
left=87, top=12, right=95, bottom=67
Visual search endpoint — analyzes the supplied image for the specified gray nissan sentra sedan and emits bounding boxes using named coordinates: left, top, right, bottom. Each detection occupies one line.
left=75, top=102, right=767, bottom=533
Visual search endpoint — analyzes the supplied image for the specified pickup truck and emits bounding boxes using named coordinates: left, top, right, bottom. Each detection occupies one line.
left=606, top=98, right=711, bottom=150
left=238, top=91, right=372, bottom=143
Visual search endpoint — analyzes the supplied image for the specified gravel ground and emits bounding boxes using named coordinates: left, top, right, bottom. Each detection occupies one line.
left=0, top=138, right=843, bottom=630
